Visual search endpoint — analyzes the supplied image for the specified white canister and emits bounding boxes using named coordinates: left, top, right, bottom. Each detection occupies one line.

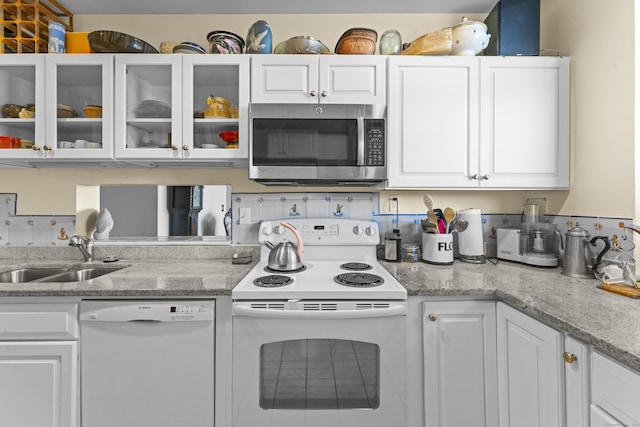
left=421, top=233, right=454, bottom=265
left=457, top=208, right=485, bottom=262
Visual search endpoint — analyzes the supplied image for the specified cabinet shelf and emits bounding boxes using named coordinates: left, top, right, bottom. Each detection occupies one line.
left=126, top=118, right=172, bottom=133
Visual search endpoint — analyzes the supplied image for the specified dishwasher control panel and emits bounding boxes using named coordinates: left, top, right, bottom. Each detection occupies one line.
left=170, top=304, right=209, bottom=320
left=80, top=300, right=215, bottom=322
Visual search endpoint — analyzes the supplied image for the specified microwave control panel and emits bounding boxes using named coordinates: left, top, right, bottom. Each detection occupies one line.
left=365, top=119, right=385, bottom=166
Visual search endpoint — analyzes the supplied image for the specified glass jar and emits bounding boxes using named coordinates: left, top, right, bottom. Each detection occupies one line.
left=402, top=243, right=421, bottom=263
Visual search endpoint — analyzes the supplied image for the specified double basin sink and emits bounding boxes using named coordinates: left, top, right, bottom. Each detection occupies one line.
left=0, top=264, right=126, bottom=283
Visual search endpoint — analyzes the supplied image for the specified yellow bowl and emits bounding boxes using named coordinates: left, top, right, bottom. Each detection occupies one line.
left=83, top=105, right=102, bottom=118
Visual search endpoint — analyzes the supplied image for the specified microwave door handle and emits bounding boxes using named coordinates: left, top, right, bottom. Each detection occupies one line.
left=357, top=117, right=365, bottom=166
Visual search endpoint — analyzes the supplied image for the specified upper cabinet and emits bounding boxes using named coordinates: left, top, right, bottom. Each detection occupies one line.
left=387, top=56, right=569, bottom=189
left=251, top=55, right=386, bottom=104
left=114, top=55, right=248, bottom=163
left=0, top=56, right=46, bottom=161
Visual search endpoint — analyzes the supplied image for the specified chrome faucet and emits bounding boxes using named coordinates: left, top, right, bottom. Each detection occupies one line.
left=69, top=235, right=94, bottom=262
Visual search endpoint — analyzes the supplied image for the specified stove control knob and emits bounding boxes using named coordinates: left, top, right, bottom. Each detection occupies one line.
left=365, top=226, right=376, bottom=237
left=262, top=225, right=273, bottom=236
left=353, top=226, right=364, bottom=236
left=273, top=225, right=285, bottom=235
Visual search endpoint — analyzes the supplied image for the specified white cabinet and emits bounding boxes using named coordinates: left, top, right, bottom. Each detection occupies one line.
left=0, top=55, right=45, bottom=161
left=115, top=55, right=249, bottom=163
left=386, top=56, right=569, bottom=189
left=564, top=335, right=591, bottom=427
left=251, top=55, right=386, bottom=104
left=0, top=303, right=79, bottom=427
left=496, top=302, right=564, bottom=427
left=590, top=405, right=623, bottom=427
left=0, top=55, right=114, bottom=163
left=592, top=350, right=640, bottom=426
left=422, top=300, right=498, bottom=427
left=479, top=57, right=569, bottom=188
left=387, top=56, right=479, bottom=188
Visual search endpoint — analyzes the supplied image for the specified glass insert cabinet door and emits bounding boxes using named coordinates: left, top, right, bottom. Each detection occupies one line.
left=260, top=339, right=379, bottom=410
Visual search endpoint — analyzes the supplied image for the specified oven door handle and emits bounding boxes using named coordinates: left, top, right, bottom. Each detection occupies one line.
left=356, top=116, right=365, bottom=166
left=233, top=304, right=406, bottom=319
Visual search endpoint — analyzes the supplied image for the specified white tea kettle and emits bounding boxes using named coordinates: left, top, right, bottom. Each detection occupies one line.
left=264, top=222, right=305, bottom=272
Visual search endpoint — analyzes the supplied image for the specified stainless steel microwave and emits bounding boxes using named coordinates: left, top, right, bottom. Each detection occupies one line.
left=249, top=104, right=386, bottom=186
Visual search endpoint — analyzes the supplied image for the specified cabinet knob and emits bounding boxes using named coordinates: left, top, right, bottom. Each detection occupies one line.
left=309, top=90, right=317, bottom=97
left=182, top=145, right=190, bottom=151
left=321, top=91, right=328, bottom=97
left=428, top=314, right=437, bottom=322
left=43, top=145, right=52, bottom=152
left=470, top=174, right=479, bottom=180
left=171, top=145, right=178, bottom=151
left=31, top=144, right=41, bottom=151
left=481, top=174, right=490, bottom=180
left=563, top=351, right=578, bottom=364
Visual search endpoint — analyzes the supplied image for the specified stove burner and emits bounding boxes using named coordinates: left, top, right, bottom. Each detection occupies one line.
left=253, top=275, right=293, bottom=288
left=264, top=265, right=307, bottom=274
left=340, top=262, right=372, bottom=271
left=334, top=272, right=384, bottom=288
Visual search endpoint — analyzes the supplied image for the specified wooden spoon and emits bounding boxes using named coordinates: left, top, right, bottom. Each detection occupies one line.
left=443, top=207, right=456, bottom=233
left=427, top=210, right=440, bottom=234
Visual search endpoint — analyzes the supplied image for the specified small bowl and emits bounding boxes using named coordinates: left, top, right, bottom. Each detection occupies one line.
left=201, top=144, right=220, bottom=149
left=207, top=30, right=245, bottom=54
left=173, top=43, right=206, bottom=54
left=2, top=104, right=24, bottom=118
left=83, top=105, right=102, bottom=118
left=219, top=130, right=239, bottom=143
left=335, top=28, right=378, bottom=55
left=57, top=103, right=76, bottom=118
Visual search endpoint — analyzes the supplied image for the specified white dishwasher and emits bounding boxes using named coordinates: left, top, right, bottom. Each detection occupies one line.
left=80, top=300, right=215, bottom=427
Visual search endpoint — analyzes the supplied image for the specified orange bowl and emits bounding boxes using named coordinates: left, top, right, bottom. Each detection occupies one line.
left=219, top=130, right=238, bottom=143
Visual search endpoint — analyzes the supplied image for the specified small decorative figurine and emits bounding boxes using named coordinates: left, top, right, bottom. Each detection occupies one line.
left=93, top=207, right=114, bottom=240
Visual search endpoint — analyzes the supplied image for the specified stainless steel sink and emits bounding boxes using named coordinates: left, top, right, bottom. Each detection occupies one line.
left=0, top=268, right=69, bottom=283
left=40, top=267, right=123, bottom=283
left=0, top=265, right=125, bottom=283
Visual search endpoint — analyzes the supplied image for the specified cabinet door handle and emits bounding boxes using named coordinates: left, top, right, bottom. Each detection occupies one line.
left=469, top=174, right=478, bottom=180
left=428, top=314, right=437, bottom=322
left=43, top=145, right=52, bottom=152
left=321, top=91, right=328, bottom=97
left=563, top=351, right=578, bottom=364
left=481, top=174, right=490, bottom=180
left=182, top=145, right=190, bottom=151
left=171, top=145, right=178, bottom=151
left=309, top=90, right=317, bottom=97
left=31, top=144, right=41, bottom=151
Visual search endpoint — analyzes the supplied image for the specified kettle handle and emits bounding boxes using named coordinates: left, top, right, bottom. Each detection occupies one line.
left=280, top=222, right=304, bottom=262
left=589, top=236, right=611, bottom=273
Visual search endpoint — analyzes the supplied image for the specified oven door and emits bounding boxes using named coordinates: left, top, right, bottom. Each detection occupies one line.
left=232, top=300, right=406, bottom=427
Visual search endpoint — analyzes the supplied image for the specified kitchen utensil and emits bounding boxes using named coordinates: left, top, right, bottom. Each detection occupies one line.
left=443, top=207, right=456, bottom=233
left=88, top=30, right=159, bottom=53
left=420, top=219, right=437, bottom=233
left=434, top=208, right=446, bottom=234
left=559, top=224, right=611, bottom=278
left=423, top=194, right=434, bottom=211
left=599, top=282, right=640, bottom=299
left=335, top=28, right=377, bottom=55
left=263, top=222, right=304, bottom=271
left=454, top=220, right=469, bottom=232
left=427, top=210, right=439, bottom=233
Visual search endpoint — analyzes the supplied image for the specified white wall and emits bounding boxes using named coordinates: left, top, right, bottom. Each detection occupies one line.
left=0, top=3, right=635, bottom=232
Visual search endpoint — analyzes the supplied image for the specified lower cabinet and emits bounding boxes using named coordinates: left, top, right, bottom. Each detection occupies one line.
left=591, top=350, right=640, bottom=426
left=496, top=302, right=564, bottom=427
left=0, top=302, right=79, bottom=427
left=422, top=300, right=498, bottom=427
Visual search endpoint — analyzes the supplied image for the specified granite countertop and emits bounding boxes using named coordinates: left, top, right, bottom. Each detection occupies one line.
left=380, top=259, right=640, bottom=372
left=0, top=245, right=638, bottom=372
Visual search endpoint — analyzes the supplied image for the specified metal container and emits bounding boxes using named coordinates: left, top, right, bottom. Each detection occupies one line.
left=560, top=225, right=593, bottom=278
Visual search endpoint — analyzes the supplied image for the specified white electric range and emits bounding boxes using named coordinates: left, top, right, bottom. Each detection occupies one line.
left=232, top=218, right=407, bottom=427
